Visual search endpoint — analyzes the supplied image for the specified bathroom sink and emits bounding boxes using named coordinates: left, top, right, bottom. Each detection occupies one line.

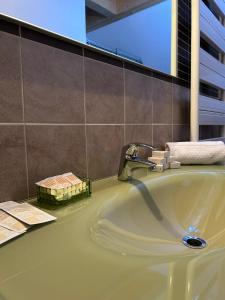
left=2, top=167, right=225, bottom=300
left=91, top=170, right=225, bottom=256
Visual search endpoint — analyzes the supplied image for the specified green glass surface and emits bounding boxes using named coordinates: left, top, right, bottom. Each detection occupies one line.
left=1, top=166, right=225, bottom=300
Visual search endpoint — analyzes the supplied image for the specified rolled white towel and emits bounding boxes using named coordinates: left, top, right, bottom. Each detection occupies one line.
left=165, top=141, right=225, bottom=165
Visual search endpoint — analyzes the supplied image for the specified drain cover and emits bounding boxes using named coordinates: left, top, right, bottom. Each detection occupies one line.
left=182, top=236, right=207, bottom=249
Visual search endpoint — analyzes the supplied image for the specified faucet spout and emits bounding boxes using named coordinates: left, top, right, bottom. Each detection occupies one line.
left=118, top=143, right=156, bottom=181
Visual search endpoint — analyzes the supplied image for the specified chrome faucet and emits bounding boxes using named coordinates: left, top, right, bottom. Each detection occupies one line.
left=118, top=143, right=157, bottom=181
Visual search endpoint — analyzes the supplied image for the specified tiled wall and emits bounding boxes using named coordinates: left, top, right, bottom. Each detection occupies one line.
left=0, top=18, right=190, bottom=202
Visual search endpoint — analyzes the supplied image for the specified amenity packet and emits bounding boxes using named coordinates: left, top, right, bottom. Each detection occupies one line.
left=0, top=201, right=56, bottom=225
left=0, top=225, right=23, bottom=245
left=0, top=210, right=29, bottom=233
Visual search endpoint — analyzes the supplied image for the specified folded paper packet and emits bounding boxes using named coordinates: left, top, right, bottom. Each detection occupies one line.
left=0, top=201, right=56, bottom=226
left=166, top=141, right=225, bottom=165
left=0, top=226, right=22, bottom=245
left=0, top=201, right=56, bottom=245
left=0, top=210, right=28, bottom=232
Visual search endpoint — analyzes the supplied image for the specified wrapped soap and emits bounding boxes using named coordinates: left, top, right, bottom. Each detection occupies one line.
left=36, top=172, right=91, bottom=205
left=170, top=161, right=181, bottom=169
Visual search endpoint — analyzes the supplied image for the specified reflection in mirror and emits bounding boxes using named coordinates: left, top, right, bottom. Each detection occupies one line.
left=0, top=0, right=86, bottom=42
left=0, top=0, right=172, bottom=74
left=86, top=0, right=172, bottom=74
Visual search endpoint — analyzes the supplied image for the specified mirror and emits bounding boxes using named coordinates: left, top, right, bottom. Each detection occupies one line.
left=86, top=0, right=172, bottom=74
left=0, top=0, right=172, bottom=74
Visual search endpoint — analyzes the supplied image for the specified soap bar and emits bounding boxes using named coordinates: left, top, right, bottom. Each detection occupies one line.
left=154, top=164, right=164, bottom=172
left=164, top=160, right=169, bottom=169
left=148, top=157, right=166, bottom=165
left=152, top=151, right=170, bottom=158
left=170, top=161, right=181, bottom=169
left=167, top=156, right=175, bottom=163
left=62, top=173, right=82, bottom=186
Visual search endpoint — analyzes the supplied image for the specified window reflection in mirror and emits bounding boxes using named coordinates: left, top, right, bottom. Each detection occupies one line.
left=86, top=0, right=172, bottom=74
left=0, top=0, right=172, bottom=74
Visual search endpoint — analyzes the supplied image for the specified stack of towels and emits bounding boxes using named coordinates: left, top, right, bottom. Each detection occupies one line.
left=148, top=141, right=225, bottom=172
left=165, top=141, right=225, bottom=165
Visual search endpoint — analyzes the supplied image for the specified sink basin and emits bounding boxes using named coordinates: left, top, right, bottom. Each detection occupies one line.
left=91, top=170, right=225, bottom=256
left=2, top=167, right=225, bottom=300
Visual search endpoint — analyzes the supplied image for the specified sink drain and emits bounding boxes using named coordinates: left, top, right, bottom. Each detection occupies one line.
left=182, top=236, right=207, bottom=249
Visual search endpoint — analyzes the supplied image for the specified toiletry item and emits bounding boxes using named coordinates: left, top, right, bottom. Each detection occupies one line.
left=36, top=176, right=71, bottom=194
left=150, top=151, right=170, bottom=172
left=166, top=141, right=225, bottom=164
left=170, top=161, right=181, bottom=169
left=149, top=149, right=181, bottom=172
left=154, top=164, right=164, bottom=172
left=0, top=225, right=23, bottom=245
left=164, top=162, right=169, bottom=170
left=0, top=202, right=56, bottom=225
left=0, top=201, right=56, bottom=245
left=36, top=173, right=91, bottom=205
left=63, top=173, right=83, bottom=192
left=0, top=210, right=29, bottom=233
left=152, top=150, right=170, bottom=158
left=167, top=156, right=175, bottom=163
left=62, top=172, right=82, bottom=185
left=148, top=157, right=166, bottom=165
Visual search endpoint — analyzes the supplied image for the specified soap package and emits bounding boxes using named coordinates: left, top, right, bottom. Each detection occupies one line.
left=0, top=209, right=28, bottom=232
left=0, top=201, right=56, bottom=225
left=148, top=150, right=181, bottom=172
left=0, top=201, right=56, bottom=245
left=36, top=172, right=91, bottom=205
left=0, top=226, right=22, bottom=245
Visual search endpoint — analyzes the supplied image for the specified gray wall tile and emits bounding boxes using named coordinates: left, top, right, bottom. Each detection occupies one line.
left=85, top=58, right=124, bottom=124
left=125, top=70, right=152, bottom=124
left=87, top=125, right=124, bottom=179
left=152, top=78, right=172, bottom=124
left=0, top=31, right=23, bottom=122
left=0, top=125, right=28, bottom=202
left=26, top=125, right=86, bottom=195
left=153, top=125, right=172, bottom=149
left=125, top=125, right=153, bottom=158
left=0, top=23, right=191, bottom=202
left=22, top=39, right=85, bottom=124
left=173, top=125, right=190, bottom=142
left=125, top=125, right=152, bottom=145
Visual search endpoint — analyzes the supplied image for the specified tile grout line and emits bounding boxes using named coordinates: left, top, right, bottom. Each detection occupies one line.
left=172, top=82, right=174, bottom=142
left=151, top=77, right=154, bottom=146
left=0, top=123, right=190, bottom=126
left=83, top=49, right=89, bottom=178
left=0, top=123, right=25, bottom=126
left=25, top=123, right=85, bottom=126
left=123, top=62, right=126, bottom=144
left=19, top=25, right=30, bottom=200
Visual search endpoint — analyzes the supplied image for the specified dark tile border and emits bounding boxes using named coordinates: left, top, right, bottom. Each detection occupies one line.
left=172, top=77, right=190, bottom=88
left=152, top=69, right=173, bottom=83
left=124, top=61, right=153, bottom=77
left=21, top=27, right=83, bottom=56
left=84, top=48, right=123, bottom=68
left=0, top=19, right=19, bottom=36
left=0, top=13, right=189, bottom=88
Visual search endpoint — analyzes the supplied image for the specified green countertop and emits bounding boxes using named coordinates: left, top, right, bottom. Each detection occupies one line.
left=1, top=165, right=225, bottom=300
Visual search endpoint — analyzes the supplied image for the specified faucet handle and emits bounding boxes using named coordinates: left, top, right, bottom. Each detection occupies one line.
left=126, top=144, right=139, bottom=158
left=125, top=143, right=156, bottom=159
left=118, top=143, right=157, bottom=180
